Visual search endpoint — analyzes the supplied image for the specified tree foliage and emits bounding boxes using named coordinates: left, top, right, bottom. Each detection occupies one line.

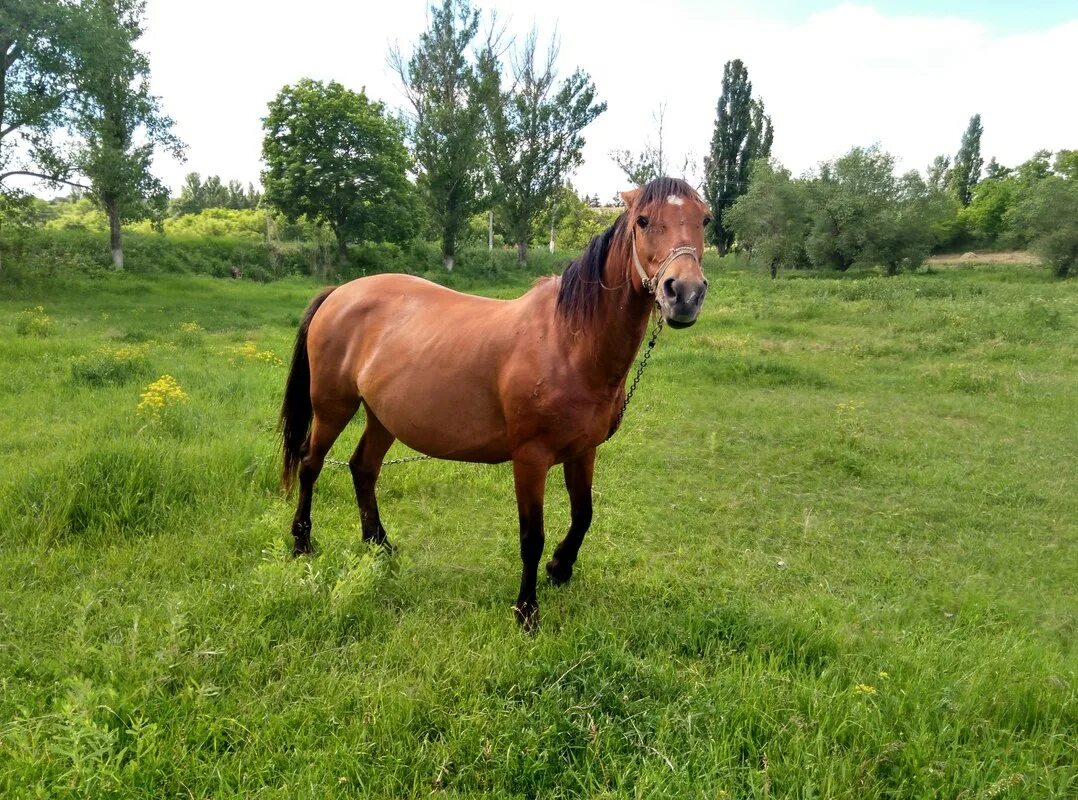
left=483, top=31, right=604, bottom=262
left=0, top=0, right=77, bottom=188
left=723, top=160, right=809, bottom=274
left=948, top=113, right=982, bottom=206
left=1008, top=175, right=1078, bottom=277
left=702, top=59, right=773, bottom=255
left=536, top=184, right=617, bottom=251
left=391, top=0, right=490, bottom=269
left=262, top=79, right=415, bottom=264
left=171, top=173, right=261, bottom=216
left=726, top=146, right=952, bottom=275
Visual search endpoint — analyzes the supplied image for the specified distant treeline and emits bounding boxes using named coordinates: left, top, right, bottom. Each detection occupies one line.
left=726, top=144, right=1078, bottom=277
left=2, top=1, right=1074, bottom=280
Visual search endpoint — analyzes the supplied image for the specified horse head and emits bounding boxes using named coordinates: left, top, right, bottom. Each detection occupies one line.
left=620, top=178, right=711, bottom=328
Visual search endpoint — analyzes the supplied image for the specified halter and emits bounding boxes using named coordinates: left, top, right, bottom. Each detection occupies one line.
left=631, top=228, right=700, bottom=296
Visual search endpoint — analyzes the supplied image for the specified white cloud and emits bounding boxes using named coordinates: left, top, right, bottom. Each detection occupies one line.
left=127, top=1, right=1078, bottom=197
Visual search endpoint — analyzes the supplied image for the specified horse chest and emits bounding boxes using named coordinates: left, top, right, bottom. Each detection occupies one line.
left=515, top=380, right=615, bottom=450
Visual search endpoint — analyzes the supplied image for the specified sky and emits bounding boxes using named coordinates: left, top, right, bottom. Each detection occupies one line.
left=119, top=0, right=1078, bottom=199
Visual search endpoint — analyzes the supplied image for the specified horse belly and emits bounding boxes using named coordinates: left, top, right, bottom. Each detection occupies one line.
left=358, top=346, right=511, bottom=463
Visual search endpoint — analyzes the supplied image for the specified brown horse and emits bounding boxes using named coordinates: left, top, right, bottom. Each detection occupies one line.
left=279, top=177, right=711, bottom=630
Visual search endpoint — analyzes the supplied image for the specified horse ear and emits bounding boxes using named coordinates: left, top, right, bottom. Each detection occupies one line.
left=619, top=188, right=640, bottom=208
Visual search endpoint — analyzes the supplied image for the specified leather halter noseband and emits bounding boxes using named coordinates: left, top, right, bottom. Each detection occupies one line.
left=631, top=228, right=700, bottom=296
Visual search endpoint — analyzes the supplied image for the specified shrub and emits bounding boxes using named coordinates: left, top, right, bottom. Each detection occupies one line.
left=15, top=306, right=53, bottom=337
left=70, top=345, right=150, bottom=387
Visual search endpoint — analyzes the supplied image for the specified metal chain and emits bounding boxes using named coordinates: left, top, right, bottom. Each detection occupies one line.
left=326, top=313, right=664, bottom=468
left=606, top=312, right=664, bottom=442
left=325, top=453, right=432, bottom=469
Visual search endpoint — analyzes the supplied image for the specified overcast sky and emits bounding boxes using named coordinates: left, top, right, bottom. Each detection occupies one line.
left=131, top=0, right=1077, bottom=199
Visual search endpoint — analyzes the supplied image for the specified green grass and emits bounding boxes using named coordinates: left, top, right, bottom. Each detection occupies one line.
left=0, top=261, right=1075, bottom=798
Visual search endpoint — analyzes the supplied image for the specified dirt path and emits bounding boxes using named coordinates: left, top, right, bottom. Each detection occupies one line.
left=928, top=250, right=1040, bottom=265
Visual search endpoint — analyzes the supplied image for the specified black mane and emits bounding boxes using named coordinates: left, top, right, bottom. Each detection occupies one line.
left=556, top=177, right=700, bottom=323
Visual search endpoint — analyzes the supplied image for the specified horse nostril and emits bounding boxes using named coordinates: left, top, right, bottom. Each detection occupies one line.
left=662, top=277, right=678, bottom=300
left=702, top=278, right=709, bottom=292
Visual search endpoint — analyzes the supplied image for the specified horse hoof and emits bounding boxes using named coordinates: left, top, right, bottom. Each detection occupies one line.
left=546, top=559, right=572, bottom=586
left=513, top=603, right=540, bottom=634
left=292, top=539, right=314, bottom=557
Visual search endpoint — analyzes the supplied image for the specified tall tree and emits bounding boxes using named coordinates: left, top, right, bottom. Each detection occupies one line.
left=390, top=0, right=489, bottom=270
left=702, top=59, right=773, bottom=254
left=70, top=0, right=184, bottom=269
left=483, top=30, right=605, bottom=263
left=261, top=79, right=416, bottom=265
left=948, top=113, right=983, bottom=206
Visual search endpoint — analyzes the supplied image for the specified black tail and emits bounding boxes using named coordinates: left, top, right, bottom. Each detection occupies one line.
left=280, top=286, right=336, bottom=492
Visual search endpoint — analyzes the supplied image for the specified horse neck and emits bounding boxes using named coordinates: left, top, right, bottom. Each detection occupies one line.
left=572, top=241, right=655, bottom=390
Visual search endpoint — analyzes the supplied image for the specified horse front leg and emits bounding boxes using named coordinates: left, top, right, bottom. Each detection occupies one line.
left=511, top=453, right=551, bottom=632
left=547, top=448, right=595, bottom=586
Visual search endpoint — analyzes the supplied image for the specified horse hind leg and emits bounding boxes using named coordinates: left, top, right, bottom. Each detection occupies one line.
left=349, top=405, right=397, bottom=553
left=291, top=409, right=354, bottom=556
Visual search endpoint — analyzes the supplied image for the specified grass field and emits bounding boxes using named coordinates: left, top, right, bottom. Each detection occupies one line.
left=0, top=261, right=1075, bottom=798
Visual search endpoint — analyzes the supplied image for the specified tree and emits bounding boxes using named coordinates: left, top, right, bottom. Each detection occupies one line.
left=962, top=176, right=1017, bottom=244
left=1054, top=150, right=1078, bottom=181
left=0, top=0, right=79, bottom=189
left=1009, top=176, right=1078, bottom=277
left=537, top=183, right=617, bottom=251
left=1012, top=150, right=1053, bottom=189
left=927, top=155, right=951, bottom=191
left=703, top=59, right=773, bottom=254
left=984, top=157, right=1011, bottom=180
left=261, top=79, right=415, bottom=264
left=610, top=103, right=668, bottom=187
left=723, top=160, right=810, bottom=275
left=70, top=0, right=183, bottom=269
left=948, top=113, right=983, bottom=206
left=170, top=172, right=261, bottom=215
left=804, top=145, right=939, bottom=274
left=483, top=30, right=605, bottom=262
left=390, top=0, right=490, bottom=270
left=874, top=171, right=947, bottom=275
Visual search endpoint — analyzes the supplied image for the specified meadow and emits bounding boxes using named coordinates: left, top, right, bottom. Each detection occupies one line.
left=0, top=259, right=1074, bottom=798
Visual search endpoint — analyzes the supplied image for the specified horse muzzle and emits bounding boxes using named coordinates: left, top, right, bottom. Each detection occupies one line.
left=659, top=276, right=707, bottom=328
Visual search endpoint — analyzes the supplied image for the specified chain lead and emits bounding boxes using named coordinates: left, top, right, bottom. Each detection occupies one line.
left=606, top=313, right=664, bottom=442
left=325, top=453, right=432, bottom=469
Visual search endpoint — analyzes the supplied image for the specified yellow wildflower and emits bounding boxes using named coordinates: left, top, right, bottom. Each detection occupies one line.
left=138, top=374, right=189, bottom=419
left=854, top=683, right=878, bottom=695
left=228, top=340, right=283, bottom=367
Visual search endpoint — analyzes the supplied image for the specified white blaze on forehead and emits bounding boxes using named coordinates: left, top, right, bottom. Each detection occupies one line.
left=666, top=195, right=684, bottom=206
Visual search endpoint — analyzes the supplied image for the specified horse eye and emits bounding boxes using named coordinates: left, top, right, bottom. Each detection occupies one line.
left=636, top=215, right=649, bottom=230
left=702, top=216, right=712, bottom=227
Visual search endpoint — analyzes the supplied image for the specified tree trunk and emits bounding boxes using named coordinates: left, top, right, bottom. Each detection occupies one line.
left=516, top=239, right=527, bottom=264
left=106, top=200, right=124, bottom=270
left=488, top=210, right=493, bottom=251
left=334, top=228, right=349, bottom=267
left=441, top=227, right=455, bottom=271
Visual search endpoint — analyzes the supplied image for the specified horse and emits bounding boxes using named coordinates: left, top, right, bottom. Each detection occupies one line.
left=279, top=176, right=711, bottom=630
